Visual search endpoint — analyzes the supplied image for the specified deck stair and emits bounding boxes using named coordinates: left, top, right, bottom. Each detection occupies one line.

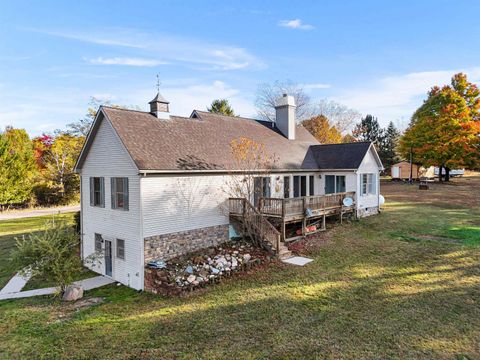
left=229, top=198, right=285, bottom=257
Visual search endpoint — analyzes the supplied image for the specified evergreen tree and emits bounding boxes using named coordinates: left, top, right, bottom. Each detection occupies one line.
left=0, top=127, right=37, bottom=207
left=380, top=121, right=401, bottom=170
left=352, top=114, right=384, bottom=143
left=207, top=99, right=235, bottom=116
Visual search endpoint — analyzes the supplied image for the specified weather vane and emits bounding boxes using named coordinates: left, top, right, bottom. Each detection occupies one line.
left=156, top=73, right=161, bottom=93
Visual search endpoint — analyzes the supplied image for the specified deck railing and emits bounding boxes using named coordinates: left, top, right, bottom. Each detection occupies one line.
left=258, top=191, right=356, bottom=218
left=229, top=198, right=281, bottom=252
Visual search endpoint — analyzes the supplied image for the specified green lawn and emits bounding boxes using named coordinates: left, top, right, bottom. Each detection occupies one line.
left=0, top=178, right=479, bottom=359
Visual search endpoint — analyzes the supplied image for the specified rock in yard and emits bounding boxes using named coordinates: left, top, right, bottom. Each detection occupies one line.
left=62, top=285, right=84, bottom=301
left=211, top=267, right=220, bottom=275
left=185, top=265, right=194, bottom=274
left=187, top=275, right=196, bottom=283
left=243, top=254, right=252, bottom=262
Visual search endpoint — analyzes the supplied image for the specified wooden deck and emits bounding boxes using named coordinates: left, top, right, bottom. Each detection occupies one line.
left=258, top=192, right=356, bottom=222
left=229, top=192, right=356, bottom=244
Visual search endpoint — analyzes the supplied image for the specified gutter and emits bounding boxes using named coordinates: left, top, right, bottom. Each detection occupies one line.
left=138, top=168, right=357, bottom=176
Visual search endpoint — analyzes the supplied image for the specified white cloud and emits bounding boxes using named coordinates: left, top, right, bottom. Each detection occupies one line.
left=25, top=28, right=145, bottom=48
left=278, top=19, right=314, bottom=30
left=303, top=83, right=331, bottom=90
left=333, top=67, right=480, bottom=127
left=86, top=56, right=167, bottom=67
left=30, top=28, right=264, bottom=71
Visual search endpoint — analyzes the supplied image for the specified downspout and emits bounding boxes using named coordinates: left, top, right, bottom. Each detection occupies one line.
left=377, top=170, right=381, bottom=213
left=80, top=175, right=84, bottom=261
left=139, top=173, right=145, bottom=291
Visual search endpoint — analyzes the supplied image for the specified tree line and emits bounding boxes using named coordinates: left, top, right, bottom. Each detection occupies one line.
left=211, top=75, right=479, bottom=178
left=0, top=98, right=112, bottom=209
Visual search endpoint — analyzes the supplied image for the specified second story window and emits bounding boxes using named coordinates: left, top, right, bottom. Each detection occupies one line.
left=89, top=177, right=105, bottom=207
left=111, top=177, right=129, bottom=210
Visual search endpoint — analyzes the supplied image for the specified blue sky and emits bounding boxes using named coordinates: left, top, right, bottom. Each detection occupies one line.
left=2, top=0, right=480, bottom=135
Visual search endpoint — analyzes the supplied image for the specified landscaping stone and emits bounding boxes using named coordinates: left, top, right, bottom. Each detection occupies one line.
left=62, top=285, right=84, bottom=301
left=144, top=239, right=273, bottom=296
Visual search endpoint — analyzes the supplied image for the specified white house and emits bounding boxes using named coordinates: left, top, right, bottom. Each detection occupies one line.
left=74, top=92, right=384, bottom=290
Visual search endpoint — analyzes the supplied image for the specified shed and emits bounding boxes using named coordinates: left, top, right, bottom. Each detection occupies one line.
left=391, top=161, right=421, bottom=180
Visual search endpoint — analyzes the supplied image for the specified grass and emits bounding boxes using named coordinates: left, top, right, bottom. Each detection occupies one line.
left=0, top=176, right=480, bottom=359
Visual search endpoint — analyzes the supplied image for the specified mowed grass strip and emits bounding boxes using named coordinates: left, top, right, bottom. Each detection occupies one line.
left=0, top=176, right=479, bottom=359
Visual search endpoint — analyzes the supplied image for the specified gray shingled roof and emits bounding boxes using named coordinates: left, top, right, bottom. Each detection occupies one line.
left=149, top=92, right=169, bottom=104
left=309, top=142, right=373, bottom=169
left=82, top=107, right=320, bottom=171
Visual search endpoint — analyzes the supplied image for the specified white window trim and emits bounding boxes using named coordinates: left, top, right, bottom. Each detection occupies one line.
left=361, top=173, right=376, bottom=196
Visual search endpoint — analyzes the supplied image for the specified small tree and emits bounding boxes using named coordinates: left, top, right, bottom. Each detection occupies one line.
left=223, top=137, right=277, bottom=201
left=207, top=99, right=235, bottom=116
left=12, top=220, right=93, bottom=294
left=222, top=137, right=277, bottom=248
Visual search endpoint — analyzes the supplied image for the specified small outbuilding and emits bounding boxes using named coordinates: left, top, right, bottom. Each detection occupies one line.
left=391, top=161, right=421, bottom=180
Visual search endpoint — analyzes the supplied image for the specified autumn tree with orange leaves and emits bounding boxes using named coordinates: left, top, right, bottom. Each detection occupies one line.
left=399, top=73, right=480, bottom=181
left=302, top=115, right=343, bottom=144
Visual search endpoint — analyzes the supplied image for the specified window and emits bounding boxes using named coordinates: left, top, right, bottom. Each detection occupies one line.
left=309, top=175, right=315, bottom=196
left=300, top=176, right=307, bottom=197
left=283, top=176, right=290, bottom=198
left=111, top=177, right=129, bottom=210
left=293, top=175, right=307, bottom=197
left=116, top=239, right=125, bottom=260
left=336, top=176, right=346, bottom=193
left=293, top=176, right=300, bottom=197
left=361, top=173, right=376, bottom=196
left=94, top=233, right=103, bottom=252
left=262, top=177, right=271, bottom=198
left=325, top=175, right=346, bottom=194
left=254, top=177, right=270, bottom=207
left=89, top=177, right=105, bottom=207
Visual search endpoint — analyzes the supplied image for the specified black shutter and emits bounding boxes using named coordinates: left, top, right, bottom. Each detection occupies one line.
left=100, top=177, right=105, bottom=208
left=111, top=178, right=116, bottom=209
left=89, top=177, right=94, bottom=206
left=124, top=178, right=129, bottom=211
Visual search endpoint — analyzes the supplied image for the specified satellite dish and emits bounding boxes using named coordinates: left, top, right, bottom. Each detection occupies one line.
left=343, top=197, right=353, bottom=206
left=379, top=195, right=385, bottom=205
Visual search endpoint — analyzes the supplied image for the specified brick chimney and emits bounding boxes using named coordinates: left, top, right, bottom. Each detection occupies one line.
left=275, top=94, right=296, bottom=140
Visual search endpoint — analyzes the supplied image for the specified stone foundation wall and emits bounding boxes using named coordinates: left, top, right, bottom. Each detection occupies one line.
left=357, top=206, right=379, bottom=218
left=144, top=224, right=229, bottom=263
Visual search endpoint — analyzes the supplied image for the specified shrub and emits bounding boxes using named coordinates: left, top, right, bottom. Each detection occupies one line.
left=12, top=220, right=85, bottom=294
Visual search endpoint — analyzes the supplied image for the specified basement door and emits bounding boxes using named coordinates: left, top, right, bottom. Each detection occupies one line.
left=104, top=240, right=113, bottom=277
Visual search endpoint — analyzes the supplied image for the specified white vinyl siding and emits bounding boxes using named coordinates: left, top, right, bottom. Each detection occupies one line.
left=80, top=114, right=142, bottom=290
left=141, top=175, right=230, bottom=238
left=357, top=146, right=382, bottom=211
